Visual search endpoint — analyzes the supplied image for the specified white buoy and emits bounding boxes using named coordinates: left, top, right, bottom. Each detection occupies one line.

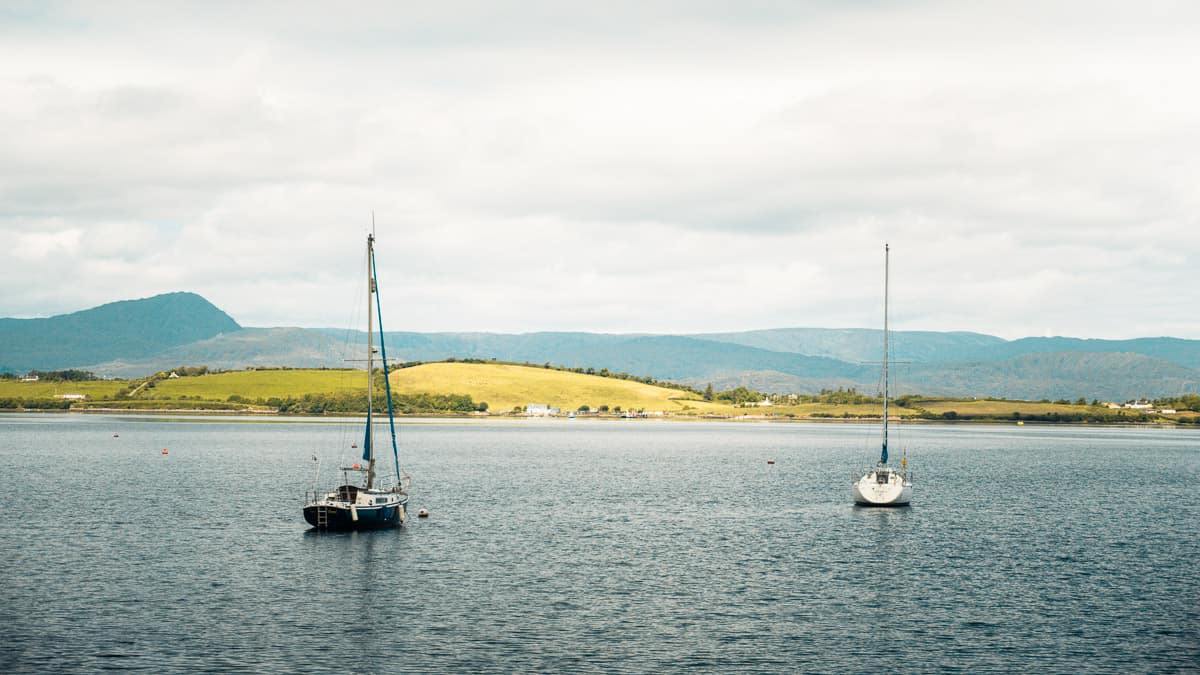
left=418, top=508, right=429, bottom=518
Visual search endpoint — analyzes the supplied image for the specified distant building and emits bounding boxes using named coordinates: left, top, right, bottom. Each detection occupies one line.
left=526, top=404, right=559, bottom=417
left=56, top=394, right=85, bottom=400
left=20, top=374, right=38, bottom=382
left=1157, top=408, right=1177, bottom=415
left=1124, top=400, right=1153, bottom=410
left=168, top=372, right=180, bottom=379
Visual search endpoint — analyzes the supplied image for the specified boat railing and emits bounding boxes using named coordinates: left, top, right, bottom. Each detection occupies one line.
left=372, top=476, right=409, bottom=494
left=851, top=468, right=913, bottom=483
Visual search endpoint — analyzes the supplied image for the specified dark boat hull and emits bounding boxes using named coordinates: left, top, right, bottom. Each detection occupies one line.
left=303, top=501, right=407, bottom=530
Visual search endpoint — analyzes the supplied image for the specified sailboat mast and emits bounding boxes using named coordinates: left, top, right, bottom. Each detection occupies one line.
left=366, top=233, right=377, bottom=489
left=882, top=243, right=889, bottom=465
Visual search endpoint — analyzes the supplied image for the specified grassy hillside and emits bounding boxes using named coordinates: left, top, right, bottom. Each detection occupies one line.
left=389, top=362, right=731, bottom=413
left=762, top=402, right=923, bottom=418
left=916, top=399, right=1089, bottom=416
left=2, top=363, right=1191, bottom=424
left=147, top=369, right=364, bottom=400
left=0, top=379, right=129, bottom=399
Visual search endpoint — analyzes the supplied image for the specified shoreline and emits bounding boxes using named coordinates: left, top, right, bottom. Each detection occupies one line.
left=0, top=407, right=1188, bottom=428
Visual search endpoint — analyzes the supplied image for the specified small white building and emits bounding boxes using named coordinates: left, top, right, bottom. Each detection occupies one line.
left=1124, top=400, right=1153, bottom=410
left=1157, top=408, right=1177, bottom=415
left=20, top=374, right=38, bottom=382
left=56, top=394, right=86, bottom=400
left=526, top=403, right=560, bottom=417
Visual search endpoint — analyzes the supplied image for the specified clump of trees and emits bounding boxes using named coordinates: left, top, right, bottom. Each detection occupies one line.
left=272, top=391, right=483, bottom=415
left=714, top=386, right=763, bottom=405
left=0, top=398, right=73, bottom=410
left=1153, top=394, right=1200, bottom=412
left=20, top=369, right=100, bottom=382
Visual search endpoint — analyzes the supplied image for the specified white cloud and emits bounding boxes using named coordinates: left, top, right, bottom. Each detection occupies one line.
left=10, top=228, right=82, bottom=260
left=0, top=1, right=1197, bottom=338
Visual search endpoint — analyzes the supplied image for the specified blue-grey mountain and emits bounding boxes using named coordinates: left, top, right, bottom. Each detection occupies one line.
left=4, top=293, right=1199, bottom=400
left=0, top=292, right=239, bottom=374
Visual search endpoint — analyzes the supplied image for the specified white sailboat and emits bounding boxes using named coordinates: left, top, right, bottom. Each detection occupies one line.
left=852, top=243, right=913, bottom=506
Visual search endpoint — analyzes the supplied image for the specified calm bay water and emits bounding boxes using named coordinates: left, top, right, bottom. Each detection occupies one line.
left=0, top=414, right=1197, bottom=673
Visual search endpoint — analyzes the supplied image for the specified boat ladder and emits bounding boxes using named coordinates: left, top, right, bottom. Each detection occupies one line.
left=315, top=505, right=330, bottom=529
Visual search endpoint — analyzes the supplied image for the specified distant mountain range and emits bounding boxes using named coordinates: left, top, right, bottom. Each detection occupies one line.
left=3, top=292, right=1198, bottom=401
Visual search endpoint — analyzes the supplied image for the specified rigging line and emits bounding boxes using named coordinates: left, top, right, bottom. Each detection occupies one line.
left=372, top=239, right=403, bottom=485
left=337, top=241, right=370, bottom=471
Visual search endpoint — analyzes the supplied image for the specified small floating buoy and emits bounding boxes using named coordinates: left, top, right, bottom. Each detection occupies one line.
left=351, top=444, right=357, bottom=448
left=161, top=449, right=168, bottom=455
left=418, top=509, right=429, bottom=518
left=352, top=463, right=360, bottom=469
left=113, top=434, right=119, bottom=438
left=767, top=459, right=775, bottom=465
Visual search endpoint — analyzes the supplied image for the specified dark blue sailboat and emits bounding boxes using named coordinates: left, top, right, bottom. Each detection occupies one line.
left=303, top=233, right=410, bottom=530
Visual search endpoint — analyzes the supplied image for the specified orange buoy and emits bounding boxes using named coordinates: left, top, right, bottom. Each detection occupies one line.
left=352, top=463, right=360, bottom=469
left=161, top=449, right=168, bottom=455
left=418, top=509, right=429, bottom=518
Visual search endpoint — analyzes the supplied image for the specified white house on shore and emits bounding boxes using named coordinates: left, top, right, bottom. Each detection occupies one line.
left=526, top=403, right=560, bottom=417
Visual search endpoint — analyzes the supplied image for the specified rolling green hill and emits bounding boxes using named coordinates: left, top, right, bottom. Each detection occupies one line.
left=389, top=362, right=730, bottom=414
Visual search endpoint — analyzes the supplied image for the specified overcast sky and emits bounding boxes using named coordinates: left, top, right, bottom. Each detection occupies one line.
left=2, top=1, right=1197, bottom=339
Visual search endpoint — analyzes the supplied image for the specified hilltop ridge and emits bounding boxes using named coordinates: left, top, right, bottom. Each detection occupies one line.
left=2, top=293, right=1199, bottom=400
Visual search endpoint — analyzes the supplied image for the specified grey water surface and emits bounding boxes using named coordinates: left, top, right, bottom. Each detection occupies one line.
left=1, top=414, right=1197, bottom=673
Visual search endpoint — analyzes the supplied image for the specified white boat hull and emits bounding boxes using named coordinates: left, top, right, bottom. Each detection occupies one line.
left=852, top=468, right=912, bottom=506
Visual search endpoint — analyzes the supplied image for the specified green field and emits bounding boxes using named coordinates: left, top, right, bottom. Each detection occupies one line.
left=916, top=399, right=1089, bottom=416
left=1, top=365, right=1191, bottom=423
left=758, top=402, right=923, bottom=418
left=389, top=362, right=732, bottom=414
left=0, top=379, right=128, bottom=399
left=145, top=369, right=363, bottom=400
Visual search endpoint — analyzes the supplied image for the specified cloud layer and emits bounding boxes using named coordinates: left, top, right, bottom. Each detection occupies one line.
left=2, top=1, right=1197, bottom=338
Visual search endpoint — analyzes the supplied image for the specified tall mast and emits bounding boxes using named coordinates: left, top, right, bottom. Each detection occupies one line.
left=881, top=242, right=889, bottom=466
left=366, top=232, right=377, bottom=489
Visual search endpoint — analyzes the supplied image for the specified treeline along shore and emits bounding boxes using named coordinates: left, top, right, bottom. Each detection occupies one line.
left=2, top=362, right=1199, bottom=425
